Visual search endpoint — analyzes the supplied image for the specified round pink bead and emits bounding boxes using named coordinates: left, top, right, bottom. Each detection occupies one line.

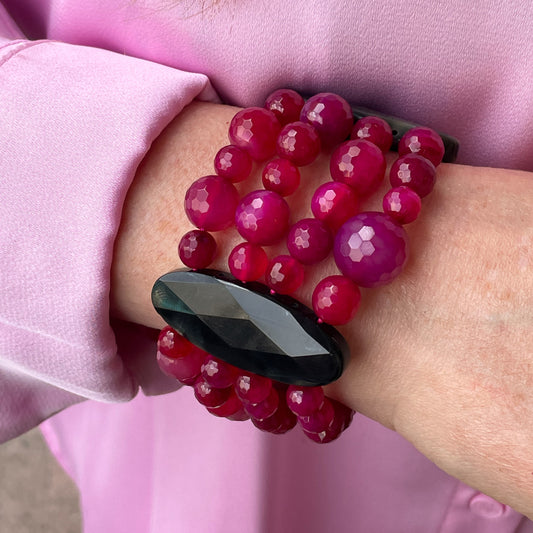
left=244, top=387, right=279, bottom=420
left=334, top=211, right=409, bottom=288
left=276, top=121, right=321, bottom=166
left=178, top=230, right=217, bottom=269
left=262, top=158, right=301, bottom=196
left=286, top=218, right=332, bottom=265
left=351, top=116, right=393, bottom=152
left=201, top=355, right=237, bottom=389
left=228, top=107, right=281, bottom=161
left=330, top=139, right=386, bottom=197
left=383, top=186, right=422, bottom=224
left=265, top=255, right=305, bottom=294
left=264, top=89, right=304, bottom=126
left=251, top=403, right=297, bottom=434
left=300, top=92, right=353, bottom=147
left=311, top=182, right=358, bottom=231
left=298, top=397, right=335, bottom=433
left=228, top=242, right=269, bottom=282
left=235, top=190, right=290, bottom=245
left=235, top=373, right=272, bottom=404
left=389, top=154, right=436, bottom=198
left=157, top=326, right=195, bottom=359
left=184, top=175, right=239, bottom=231
left=213, top=144, right=252, bottom=183
left=286, top=385, right=325, bottom=417
left=206, top=388, right=243, bottom=418
left=398, top=126, right=445, bottom=167
left=312, top=275, right=361, bottom=325
left=303, top=400, right=352, bottom=443
left=194, top=378, right=232, bottom=408
left=157, top=345, right=208, bottom=385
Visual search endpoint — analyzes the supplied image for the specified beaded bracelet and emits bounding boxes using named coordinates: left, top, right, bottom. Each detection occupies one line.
left=151, top=89, right=456, bottom=443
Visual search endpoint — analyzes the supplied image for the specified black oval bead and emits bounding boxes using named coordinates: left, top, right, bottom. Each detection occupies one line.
left=151, top=269, right=349, bottom=386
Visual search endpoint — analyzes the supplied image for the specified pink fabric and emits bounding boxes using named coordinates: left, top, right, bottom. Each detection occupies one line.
left=0, top=0, right=532, bottom=531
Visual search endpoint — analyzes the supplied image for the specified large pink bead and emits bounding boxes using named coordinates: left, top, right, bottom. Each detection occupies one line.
left=276, top=121, right=321, bottom=166
left=157, top=345, right=208, bottom=385
left=311, top=182, right=358, bottom=231
left=213, top=144, right=252, bottom=183
left=389, top=154, right=436, bottom=198
left=228, top=242, right=269, bottom=281
left=194, top=378, right=232, bottom=408
left=157, top=326, right=194, bottom=359
left=201, top=355, right=237, bottom=389
left=184, top=175, right=239, bottom=231
left=262, top=158, right=300, bottom=196
left=235, top=190, right=290, bottom=245
left=286, top=385, right=324, bottom=417
left=286, top=218, right=332, bottom=265
left=330, top=139, right=386, bottom=197
left=265, top=255, right=304, bottom=294
left=334, top=212, right=409, bottom=288
left=398, top=127, right=445, bottom=167
left=351, top=116, right=393, bottom=152
left=382, top=186, right=422, bottom=225
left=300, top=92, right=353, bottom=147
left=244, top=387, right=279, bottom=420
left=298, top=397, right=335, bottom=433
left=228, top=107, right=281, bottom=161
left=178, top=229, right=217, bottom=269
left=264, top=88, right=304, bottom=126
left=312, top=275, right=361, bottom=325
left=235, top=373, right=272, bottom=404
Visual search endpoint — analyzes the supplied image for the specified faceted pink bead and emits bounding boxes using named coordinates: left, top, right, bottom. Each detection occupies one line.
left=286, top=218, right=332, bottom=265
left=264, top=89, right=305, bottom=126
left=206, top=388, right=243, bottom=418
left=262, top=158, right=301, bottom=196
left=184, top=175, right=239, bottom=231
left=389, top=154, right=436, bottom=198
left=276, top=121, right=321, bottom=166
left=251, top=402, right=296, bottom=434
left=213, top=144, right=252, bottom=183
left=303, top=400, right=352, bottom=443
left=201, top=355, right=237, bottom=389
left=330, top=139, right=386, bottom=197
left=311, top=182, right=358, bottom=231
left=351, top=116, right=393, bottom=152
left=334, top=211, right=409, bottom=288
left=157, top=345, right=208, bottom=385
left=383, top=186, right=422, bottom=224
left=330, top=399, right=355, bottom=432
left=178, top=229, right=217, bottom=269
left=228, top=242, right=269, bottom=282
left=298, top=397, right=335, bottom=433
left=235, top=190, right=290, bottom=245
left=244, top=387, right=279, bottom=420
left=398, top=127, right=445, bottom=167
left=228, top=107, right=281, bottom=161
left=300, top=92, right=353, bottom=147
left=157, top=326, right=194, bottom=359
left=265, top=255, right=305, bottom=295
left=312, top=275, right=361, bottom=325
left=286, top=385, right=325, bottom=417
left=235, top=373, right=273, bottom=404
left=194, top=378, right=232, bottom=408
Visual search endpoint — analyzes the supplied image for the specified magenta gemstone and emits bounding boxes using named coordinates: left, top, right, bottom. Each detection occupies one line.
left=201, top=355, right=237, bottom=389
left=276, top=121, right=321, bottom=166
left=235, top=373, right=273, bottom=404
left=213, top=144, right=252, bottom=183
left=382, top=186, right=422, bottom=225
left=264, top=88, right=305, bottom=126
left=350, top=116, right=393, bottom=152
left=389, top=154, right=436, bottom=198
left=311, top=182, right=358, bottom=231
left=265, top=255, right=305, bottom=294
left=286, top=385, right=325, bottom=417
left=312, top=275, right=361, bottom=325
left=334, top=212, right=409, bottom=288
left=157, top=326, right=195, bottom=359
left=206, top=388, right=243, bottom=418
left=228, top=242, right=269, bottom=282
left=244, top=387, right=279, bottom=420
left=398, top=127, right=445, bottom=167
left=286, top=218, right=332, bottom=265
left=157, top=345, right=208, bottom=385
left=298, top=397, right=335, bottom=433
left=178, top=230, right=217, bottom=269
left=194, top=378, right=232, bottom=408
left=262, top=158, right=301, bottom=196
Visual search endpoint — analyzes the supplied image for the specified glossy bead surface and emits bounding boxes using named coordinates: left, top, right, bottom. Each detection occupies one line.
left=178, top=230, right=217, bottom=269
left=312, top=275, right=361, bottom=325
left=235, top=190, right=290, bottom=245
left=286, top=385, right=324, bottom=417
left=244, top=387, right=279, bottom=420
left=286, top=218, right=332, bottom=265
left=228, top=107, right=281, bottom=161
left=262, top=158, right=300, bottom=196
left=351, top=116, right=393, bottom=152
left=252, top=403, right=297, bottom=434
left=228, top=242, right=269, bottom=282
left=383, top=186, right=422, bottom=224
left=276, top=121, right=320, bottom=166
left=157, top=326, right=194, bottom=359
left=334, top=212, right=409, bottom=288
left=201, top=355, right=237, bottom=388
left=213, top=144, right=252, bottom=183
left=311, top=182, right=358, bottom=231
left=264, top=89, right=305, bottom=126
left=330, top=139, right=386, bottom=197
left=157, top=345, right=208, bottom=385
left=194, top=378, right=232, bottom=408
left=389, top=154, right=436, bottom=198
left=206, top=388, right=243, bottom=417
left=184, top=175, right=239, bottom=231
left=398, top=126, right=445, bottom=167
left=235, top=373, right=272, bottom=404
left=265, top=255, right=305, bottom=294
left=298, top=397, right=335, bottom=433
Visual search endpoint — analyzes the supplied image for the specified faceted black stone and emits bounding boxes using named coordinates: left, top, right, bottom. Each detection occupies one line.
left=151, top=269, right=349, bottom=386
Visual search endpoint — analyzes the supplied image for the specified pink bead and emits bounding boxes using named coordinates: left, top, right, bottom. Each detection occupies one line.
left=265, top=255, right=305, bottom=295
left=178, top=230, right=217, bottom=269
left=300, top=92, right=353, bottom=147
left=398, top=126, right=445, bottom=167
left=264, top=88, right=305, bottom=126
left=383, top=186, right=422, bottom=224
left=228, top=107, right=281, bottom=161
left=157, top=326, right=194, bottom=359
left=330, top=399, right=355, bottom=432
left=228, top=242, right=269, bottom=282
left=286, top=218, right=332, bottom=265
left=303, top=400, right=352, bottom=443
left=184, top=175, right=239, bottom=231
left=311, top=182, right=358, bottom=231
left=251, top=402, right=297, bottom=434
left=298, top=397, right=335, bottom=433
left=194, top=378, right=232, bottom=408
left=235, top=190, right=290, bottom=245
left=312, top=275, right=361, bottom=325
left=227, top=408, right=251, bottom=422
left=235, top=373, right=273, bottom=404
left=213, top=144, right=252, bottom=183
left=330, top=139, right=386, bottom=197
left=351, top=116, right=393, bottom=152
left=262, top=158, right=301, bottom=196
left=286, top=385, right=325, bottom=417
left=276, top=121, right=321, bottom=166
left=201, top=355, right=237, bottom=388
left=157, top=345, right=208, bottom=385
left=206, top=388, right=243, bottom=418
left=244, top=387, right=279, bottom=420
left=389, top=154, right=436, bottom=198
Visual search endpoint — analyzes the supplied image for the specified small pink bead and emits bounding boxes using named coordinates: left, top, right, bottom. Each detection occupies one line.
left=330, top=139, right=386, bottom=197
left=312, top=275, right=361, bottom=325
left=228, top=107, right=281, bottom=161
left=389, top=154, right=436, bottom=198
left=244, top=387, right=279, bottom=420
left=298, top=397, right=335, bottom=433
left=286, top=385, right=325, bottom=417
left=398, top=126, right=445, bottom=167
left=235, top=373, right=273, bottom=404
left=351, top=116, right=393, bottom=152
left=184, top=175, right=239, bottom=231
left=286, top=218, right=332, bottom=265
left=157, top=326, right=194, bottom=359
left=178, top=229, right=217, bottom=269
left=251, top=403, right=297, bottom=434
left=206, top=388, right=243, bottom=418
left=330, top=399, right=355, bottom=432
left=194, top=378, right=232, bottom=408
left=265, top=255, right=305, bottom=295
left=264, top=89, right=305, bottom=126
left=303, top=400, right=352, bottom=443
left=228, top=242, right=269, bottom=282
left=157, top=345, right=208, bottom=385
left=201, top=355, right=237, bottom=389
left=276, top=121, right=321, bottom=166
left=213, top=144, right=252, bottom=183
left=235, top=190, right=290, bottom=245
left=262, top=158, right=301, bottom=196
left=300, top=92, right=353, bottom=147
left=311, top=182, right=358, bottom=231
left=383, top=186, right=422, bottom=224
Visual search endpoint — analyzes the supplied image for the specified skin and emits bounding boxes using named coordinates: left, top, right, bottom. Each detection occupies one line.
left=111, top=101, right=533, bottom=517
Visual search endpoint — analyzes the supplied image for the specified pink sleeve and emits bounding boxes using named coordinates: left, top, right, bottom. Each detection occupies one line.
left=0, top=4, right=218, bottom=442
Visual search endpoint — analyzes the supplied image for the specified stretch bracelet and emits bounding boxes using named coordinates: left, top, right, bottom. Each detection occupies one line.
left=151, top=89, right=456, bottom=443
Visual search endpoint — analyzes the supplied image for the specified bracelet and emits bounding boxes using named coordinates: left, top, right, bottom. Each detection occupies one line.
left=151, top=89, right=455, bottom=443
